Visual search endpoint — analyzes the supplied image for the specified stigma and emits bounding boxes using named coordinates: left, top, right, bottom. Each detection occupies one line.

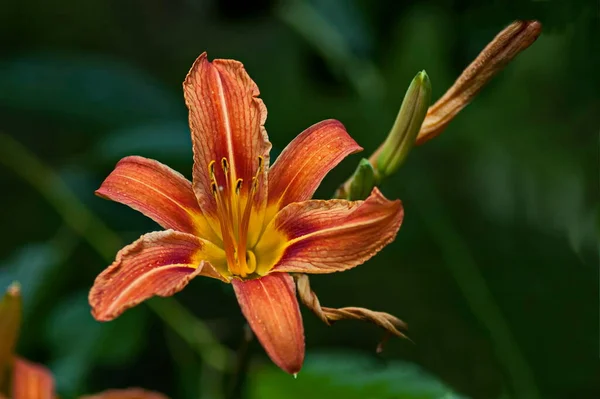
left=208, top=156, right=264, bottom=278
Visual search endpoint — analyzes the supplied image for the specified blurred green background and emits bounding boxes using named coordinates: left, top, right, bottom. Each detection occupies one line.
left=0, top=0, right=597, bottom=398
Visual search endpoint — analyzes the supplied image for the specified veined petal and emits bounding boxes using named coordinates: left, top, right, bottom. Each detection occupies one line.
left=89, top=230, right=227, bottom=321
left=80, top=388, right=169, bottom=399
left=266, top=120, right=361, bottom=222
left=184, top=53, right=271, bottom=228
left=12, top=357, right=55, bottom=399
left=254, top=188, right=402, bottom=275
left=232, top=273, right=304, bottom=374
left=96, top=156, right=218, bottom=242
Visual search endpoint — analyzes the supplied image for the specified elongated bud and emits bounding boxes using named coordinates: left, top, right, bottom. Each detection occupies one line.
left=0, top=283, right=22, bottom=388
left=417, top=20, right=542, bottom=144
left=375, top=71, right=431, bottom=178
left=347, top=158, right=377, bottom=201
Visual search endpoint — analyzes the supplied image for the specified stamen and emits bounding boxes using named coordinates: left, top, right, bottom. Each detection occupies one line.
left=208, top=160, right=216, bottom=180
left=209, top=156, right=266, bottom=277
left=221, top=158, right=229, bottom=175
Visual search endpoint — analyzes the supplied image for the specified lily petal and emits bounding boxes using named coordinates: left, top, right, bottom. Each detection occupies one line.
left=184, top=53, right=271, bottom=227
left=267, top=119, right=361, bottom=220
left=12, top=357, right=55, bottom=399
left=232, top=273, right=304, bottom=374
left=89, top=230, right=227, bottom=321
left=96, top=156, right=217, bottom=241
left=255, top=188, right=402, bottom=275
left=80, top=388, right=169, bottom=399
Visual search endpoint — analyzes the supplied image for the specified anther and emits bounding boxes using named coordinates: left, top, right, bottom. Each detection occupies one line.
left=208, top=160, right=216, bottom=180
left=257, top=156, right=264, bottom=171
left=210, top=182, right=218, bottom=196
left=235, top=179, right=243, bottom=195
left=221, top=158, right=229, bottom=174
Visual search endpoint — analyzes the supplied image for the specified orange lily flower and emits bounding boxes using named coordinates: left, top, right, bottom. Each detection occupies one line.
left=0, top=283, right=167, bottom=399
left=10, top=358, right=166, bottom=399
left=89, top=53, right=404, bottom=374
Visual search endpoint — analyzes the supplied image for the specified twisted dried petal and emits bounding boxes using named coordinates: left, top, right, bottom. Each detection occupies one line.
left=295, top=274, right=407, bottom=340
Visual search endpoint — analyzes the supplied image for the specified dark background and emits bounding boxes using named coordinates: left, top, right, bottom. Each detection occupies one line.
left=0, top=0, right=598, bottom=398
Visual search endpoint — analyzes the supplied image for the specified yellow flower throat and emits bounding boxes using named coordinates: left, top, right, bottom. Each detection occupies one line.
left=208, top=156, right=264, bottom=278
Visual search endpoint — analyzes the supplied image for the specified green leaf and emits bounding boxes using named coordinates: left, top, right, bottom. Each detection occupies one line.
left=45, top=291, right=148, bottom=395
left=0, top=54, right=182, bottom=127
left=96, top=121, right=192, bottom=160
left=248, top=351, right=469, bottom=399
left=0, top=243, right=60, bottom=318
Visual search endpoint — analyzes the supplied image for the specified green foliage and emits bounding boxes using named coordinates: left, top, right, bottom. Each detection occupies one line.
left=0, top=55, right=181, bottom=127
left=249, top=352, right=468, bottom=399
left=45, top=291, right=148, bottom=395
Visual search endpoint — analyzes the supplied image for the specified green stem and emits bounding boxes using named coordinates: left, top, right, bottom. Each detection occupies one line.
left=0, top=133, right=231, bottom=371
left=413, top=179, right=540, bottom=399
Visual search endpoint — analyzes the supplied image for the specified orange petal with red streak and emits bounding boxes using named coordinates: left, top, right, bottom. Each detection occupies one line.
left=232, top=273, right=304, bottom=374
left=184, top=52, right=271, bottom=222
left=89, top=230, right=227, bottom=321
left=267, top=119, right=361, bottom=218
left=12, top=357, right=55, bottom=399
left=260, top=188, right=402, bottom=274
left=96, top=156, right=217, bottom=241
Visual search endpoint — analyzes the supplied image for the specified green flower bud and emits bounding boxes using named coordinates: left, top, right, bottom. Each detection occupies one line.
left=347, top=158, right=376, bottom=201
left=376, top=71, right=431, bottom=178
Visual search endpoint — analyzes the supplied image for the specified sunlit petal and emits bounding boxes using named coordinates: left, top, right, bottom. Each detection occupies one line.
left=96, top=156, right=218, bottom=242
left=232, top=273, right=304, bottom=374
left=255, top=188, right=403, bottom=275
left=89, top=230, right=227, bottom=321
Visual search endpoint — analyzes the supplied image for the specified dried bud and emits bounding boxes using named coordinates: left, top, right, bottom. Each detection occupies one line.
left=417, top=20, right=542, bottom=144
left=0, top=282, right=22, bottom=388
left=294, top=274, right=408, bottom=346
left=347, top=158, right=377, bottom=201
left=375, top=71, right=431, bottom=178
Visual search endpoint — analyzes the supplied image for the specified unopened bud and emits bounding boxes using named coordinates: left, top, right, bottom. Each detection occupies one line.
left=347, top=158, right=377, bottom=201
left=417, top=20, right=541, bottom=144
left=0, top=282, right=22, bottom=387
left=375, top=71, right=431, bottom=178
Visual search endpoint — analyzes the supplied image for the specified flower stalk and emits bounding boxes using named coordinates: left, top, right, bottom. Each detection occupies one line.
left=337, top=20, right=541, bottom=197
